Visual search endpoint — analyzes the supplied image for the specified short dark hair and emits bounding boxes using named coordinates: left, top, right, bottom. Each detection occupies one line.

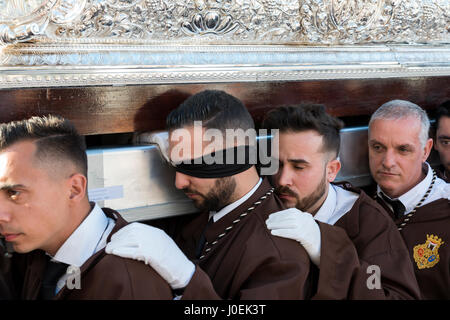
left=0, top=115, right=87, bottom=176
left=166, top=90, right=254, bottom=132
left=436, top=101, right=450, bottom=129
left=262, top=104, right=344, bottom=158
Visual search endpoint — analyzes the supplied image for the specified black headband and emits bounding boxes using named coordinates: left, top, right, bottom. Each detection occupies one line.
left=173, top=145, right=256, bottom=178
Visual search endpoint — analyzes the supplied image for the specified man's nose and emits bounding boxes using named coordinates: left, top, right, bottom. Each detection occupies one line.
left=0, top=206, right=12, bottom=225
left=382, top=149, right=397, bottom=169
left=175, top=172, right=190, bottom=190
left=276, top=166, right=293, bottom=187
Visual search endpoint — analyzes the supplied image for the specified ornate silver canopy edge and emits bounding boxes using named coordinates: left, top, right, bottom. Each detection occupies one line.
left=0, top=0, right=449, bottom=88
left=0, top=0, right=449, bottom=45
left=1, top=44, right=450, bottom=88
left=1, top=60, right=450, bottom=89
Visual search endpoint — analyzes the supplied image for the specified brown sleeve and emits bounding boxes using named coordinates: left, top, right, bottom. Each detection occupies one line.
left=312, top=222, right=361, bottom=299
left=0, top=243, right=14, bottom=300
left=236, top=256, right=311, bottom=300
left=313, top=221, right=421, bottom=300
left=345, top=218, right=421, bottom=300
left=0, top=266, right=13, bottom=300
left=346, top=249, right=420, bottom=300
left=122, top=259, right=174, bottom=300
left=182, top=254, right=311, bottom=300
left=181, top=266, right=221, bottom=300
left=69, top=255, right=173, bottom=300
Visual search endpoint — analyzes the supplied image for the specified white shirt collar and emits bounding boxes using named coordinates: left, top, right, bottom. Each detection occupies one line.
left=377, top=162, right=445, bottom=214
left=51, top=203, right=115, bottom=267
left=314, top=183, right=359, bottom=226
left=209, top=178, right=263, bottom=223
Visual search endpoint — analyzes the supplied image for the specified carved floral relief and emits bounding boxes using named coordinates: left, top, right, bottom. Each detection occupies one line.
left=1, top=0, right=448, bottom=45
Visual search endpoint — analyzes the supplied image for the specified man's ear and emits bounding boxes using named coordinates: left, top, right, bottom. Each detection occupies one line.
left=68, top=173, right=87, bottom=203
left=422, top=138, right=433, bottom=162
left=326, top=158, right=341, bottom=183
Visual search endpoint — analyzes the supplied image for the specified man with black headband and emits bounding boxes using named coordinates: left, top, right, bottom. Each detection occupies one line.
left=263, top=104, right=421, bottom=299
left=107, top=90, right=313, bottom=299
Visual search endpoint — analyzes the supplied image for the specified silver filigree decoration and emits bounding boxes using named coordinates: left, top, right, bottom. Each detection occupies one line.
left=0, top=0, right=87, bottom=45
left=384, top=0, right=449, bottom=43
left=0, top=0, right=57, bottom=45
left=299, top=0, right=449, bottom=44
left=51, top=0, right=87, bottom=24
left=1, top=0, right=449, bottom=45
left=181, top=11, right=239, bottom=36
left=51, top=0, right=301, bottom=41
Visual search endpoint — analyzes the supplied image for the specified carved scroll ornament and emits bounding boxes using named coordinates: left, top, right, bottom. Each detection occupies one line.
left=0, top=0, right=448, bottom=45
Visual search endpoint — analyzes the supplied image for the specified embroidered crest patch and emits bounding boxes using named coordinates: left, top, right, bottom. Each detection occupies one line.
left=413, top=234, right=444, bottom=269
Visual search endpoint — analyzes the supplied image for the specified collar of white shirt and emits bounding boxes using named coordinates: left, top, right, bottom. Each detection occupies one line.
left=50, top=202, right=115, bottom=267
left=314, top=183, right=360, bottom=226
left=377, top=162, right=449, bottom=215
left=209, top=178, right=263, bottom=223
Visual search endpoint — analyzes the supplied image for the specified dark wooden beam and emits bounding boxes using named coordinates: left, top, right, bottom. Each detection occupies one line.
left=0, top=77, right=448, bottom=135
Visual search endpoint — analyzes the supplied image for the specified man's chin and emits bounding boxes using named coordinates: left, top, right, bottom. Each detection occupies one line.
left=279, top=198, right=297, bottom=209
left=378, top=182, right=401, bottom=198
left=192, top=199, right=204, bottom=209
left=192, top=199, right=212, bottom=212
left=10, top=243, right=31, bottom=254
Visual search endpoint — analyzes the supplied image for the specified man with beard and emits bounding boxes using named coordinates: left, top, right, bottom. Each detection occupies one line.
left=106, top=90, right=312, bottom=299
left=262, top=104, right=421, bottom=299
left=369, top=100, right=450, bottom=299
left=434, top=101, right=450, bottom=182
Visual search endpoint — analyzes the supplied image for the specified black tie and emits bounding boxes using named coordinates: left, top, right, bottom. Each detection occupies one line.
left=381, top=194, right=406, bottom=220
left=196, top=217, right=214, bottom=259
left=39, top=258, right=69, bottom=300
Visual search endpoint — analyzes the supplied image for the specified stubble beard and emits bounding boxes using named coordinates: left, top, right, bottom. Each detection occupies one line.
left=185, top=177, right=237, bottom=212
left=275, top=170, right=327, bottom=213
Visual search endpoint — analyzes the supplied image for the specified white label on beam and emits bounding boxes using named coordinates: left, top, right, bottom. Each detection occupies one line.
left=88, top=185, right=124, bottom=202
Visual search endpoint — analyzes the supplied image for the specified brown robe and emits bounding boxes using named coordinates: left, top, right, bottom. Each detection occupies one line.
left=376, top=197, right=450, bottom=299
left=17, top=208, right=173, bottom=300
left=0, top=274, right=12, bottom=300
left=0, top=240, right=14, bottom=300
left=171, top=178, right=313, bottom=299
left=313, top=182, right=421, bottom=300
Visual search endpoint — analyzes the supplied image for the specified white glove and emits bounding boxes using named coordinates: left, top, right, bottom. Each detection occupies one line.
left=105, top=222, right=195, bottom=290
left=266, top=208, right=321, bottom=266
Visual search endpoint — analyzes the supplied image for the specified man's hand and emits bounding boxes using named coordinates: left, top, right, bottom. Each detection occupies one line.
left=266, top=208, right=321, bottom=266
left=105, top=222, right=195, bottom=289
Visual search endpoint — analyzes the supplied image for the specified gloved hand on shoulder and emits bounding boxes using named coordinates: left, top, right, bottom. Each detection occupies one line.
left=105, top=222, right=195, bottom=289
left=266, top=208, right=322, bottom=266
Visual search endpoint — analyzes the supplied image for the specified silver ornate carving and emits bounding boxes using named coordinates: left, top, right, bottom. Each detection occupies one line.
left=0, top=0, right=87, bottom=45
left=0, top=0, right=56, bottom=45
left=1, top=64, right=449, bottom=89
left=51, top=0, right=87, bottom=24
left=0, top=0, right=448, bottom=45
left=0, top=0, right=449, bottom=88
left=40, top=0, right=450, bottom=44
left=47, top=0, right=301, bottom=41
left=1, top=44, right=449, bottom=88
left=181, top=11, right=239, bottom=36
left=298, top=0, right=450, bottom=44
